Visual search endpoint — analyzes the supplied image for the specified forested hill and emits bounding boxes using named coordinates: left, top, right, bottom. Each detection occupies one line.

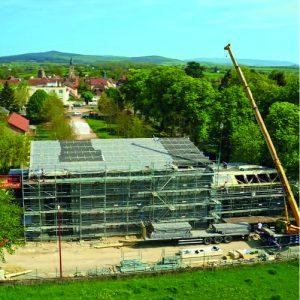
left=0, top=51, right=297, bottom=66
left=0, top=51, right=184, bottom=65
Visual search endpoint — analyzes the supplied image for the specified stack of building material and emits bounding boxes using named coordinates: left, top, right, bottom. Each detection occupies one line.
left=153, top=256, right=181, bottom=271
left=212, top=223, right=250, bottom=235
left=178, top=246, right=223, bottom=265
left=118, top=259, right=151, bottom=273
left=149, top=222, right=192, bottom=239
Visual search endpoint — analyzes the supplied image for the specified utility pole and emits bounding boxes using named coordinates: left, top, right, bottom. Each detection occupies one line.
left=58, top=205, right=63, bottom=278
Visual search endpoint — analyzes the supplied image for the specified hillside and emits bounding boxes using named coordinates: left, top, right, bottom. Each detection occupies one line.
left=0, top=51, right=184, bottom=65
left=190, top=57, right=297, bottom=67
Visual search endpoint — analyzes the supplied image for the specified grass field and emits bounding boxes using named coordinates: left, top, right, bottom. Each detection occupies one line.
left=34, top=124, right=53, bottom=140
left=86, top=118, right=121, bottom=139
left=0, top=261, right=298, bottom=300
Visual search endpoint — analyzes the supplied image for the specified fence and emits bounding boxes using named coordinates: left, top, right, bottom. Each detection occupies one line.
left=2, top=244, right=298, bottom=282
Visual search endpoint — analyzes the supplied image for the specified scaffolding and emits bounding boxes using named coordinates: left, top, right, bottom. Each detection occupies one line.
left=21, top=138, right=285, bottom=241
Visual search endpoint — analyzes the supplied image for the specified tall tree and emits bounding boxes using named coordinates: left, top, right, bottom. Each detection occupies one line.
left=184, top=61, right=205, bottom=78
left=265, top=102, right=299, bottom=178
left=268, top=70, right=286, bottom=86
left=0, top=190, right=24, bottom=262
left=26, top=90, right=48, bottom=123
left=0, top=82, right=16, bottom=112
left=0, top=125, right=29, bottom=173
left=81, top=91, right=93, bottom=105
left=14, top=82, right=29, bottom=112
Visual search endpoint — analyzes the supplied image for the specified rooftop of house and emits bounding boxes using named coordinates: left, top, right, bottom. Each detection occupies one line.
left=85, top=78, right=114, bottom=86
left=28, top=78, right=63, bottom=86
left=29, top=138, right=211, bottom=174
left=7, top=112, right=29, bottom=132
left=0, top=79, right=21, bottom=84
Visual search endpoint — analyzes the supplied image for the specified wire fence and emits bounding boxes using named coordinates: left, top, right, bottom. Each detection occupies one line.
left=2, top=244, right=299, bottom=282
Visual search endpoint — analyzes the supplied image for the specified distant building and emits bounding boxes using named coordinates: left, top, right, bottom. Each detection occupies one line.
left=7, top=112, right=29, bottom=134
left=37, top=68, right=46, bottom=79
left=28, top=78, right=63, bottom=87
left=0, top=78, right=22, bottom=85
left=28, top=86, right=70, bottom=105
left=84, top=78, right=116, bottom=96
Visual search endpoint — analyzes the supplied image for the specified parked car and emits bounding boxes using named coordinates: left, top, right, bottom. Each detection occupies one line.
left=73, top=111, right=82, bottom=116
left=73, top=102, right=84, bottom=107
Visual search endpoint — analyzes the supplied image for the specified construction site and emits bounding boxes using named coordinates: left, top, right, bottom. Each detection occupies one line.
left=18, top=137, right=285, bottom=241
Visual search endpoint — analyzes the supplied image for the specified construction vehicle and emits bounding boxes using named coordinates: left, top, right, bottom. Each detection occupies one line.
left=224, top=44, right=300, bottom=246
left=144, top=221, right=251, bottom=245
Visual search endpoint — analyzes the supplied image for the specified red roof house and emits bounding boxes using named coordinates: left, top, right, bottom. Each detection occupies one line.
left=7, top=112, right=29, bottom=133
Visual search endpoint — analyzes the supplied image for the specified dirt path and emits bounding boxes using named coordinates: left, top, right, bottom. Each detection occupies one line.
left=69, top=106, right=97, bottom=140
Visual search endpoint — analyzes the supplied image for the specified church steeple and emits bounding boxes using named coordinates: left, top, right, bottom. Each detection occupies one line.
left=68, top=57, right=75, bottom=79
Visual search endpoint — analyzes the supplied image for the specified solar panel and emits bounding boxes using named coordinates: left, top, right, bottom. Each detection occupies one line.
left=59, top=140, right=103, bottom=162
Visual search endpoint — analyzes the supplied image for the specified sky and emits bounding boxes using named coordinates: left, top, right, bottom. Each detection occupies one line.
left=0, top=0, right=298, bottom=63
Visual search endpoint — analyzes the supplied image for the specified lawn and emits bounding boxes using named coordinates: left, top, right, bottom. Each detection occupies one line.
left=0, top=261, right=298, bottom=300
left=86, top=118, right=122, bottom=139
left=34, top=124, right=53, bottom=140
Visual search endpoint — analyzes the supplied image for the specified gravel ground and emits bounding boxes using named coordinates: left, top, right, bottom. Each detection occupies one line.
left=1, top=238, right=265, bottom=277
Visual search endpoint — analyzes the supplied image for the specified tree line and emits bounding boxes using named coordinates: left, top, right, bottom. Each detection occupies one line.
left=106, top=64, right=299, bottom=179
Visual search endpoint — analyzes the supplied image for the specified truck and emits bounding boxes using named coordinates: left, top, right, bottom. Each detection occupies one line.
left=145, top=221, right=250, bottom=245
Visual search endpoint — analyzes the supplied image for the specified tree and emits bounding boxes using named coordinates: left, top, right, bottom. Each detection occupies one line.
left=40, top=93, right=74, bottom=140
left=97, top=92, right=118, bottom=123
left=230, top=123, right=264, bottom=163
left=0, top=82, right=16, bottom=112
left=266, top=102, right=299, bottom=178
left=184, top=61, right=205, bottom=78
left=78, top=79, right=90, bottom=94
left=0, top=125, right=30, bottom=173
left=26, top=90, right=48, bottom=123
left=14, top=82, right=29, bottom=112
left=268, top=70, right=286, bottom=86
left=40, top=92, right=64, bottom=122
left=51, top=115, right=75, bottom=140
left=0, top=190, right=24, bottom=261
left=81, top=91, right=93, bottom=105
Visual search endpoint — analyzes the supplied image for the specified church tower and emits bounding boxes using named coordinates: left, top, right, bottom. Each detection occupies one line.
left=68, top=57, right=75, bottom=80
left=38, top=67, right=46, bottom=78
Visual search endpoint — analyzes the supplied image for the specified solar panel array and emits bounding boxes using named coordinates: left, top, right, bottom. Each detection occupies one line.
left=59, top=140, right=103, bottom=162
left=160, top=138, right=210, bottom=167
left=30, top=138, right=211, bottom=173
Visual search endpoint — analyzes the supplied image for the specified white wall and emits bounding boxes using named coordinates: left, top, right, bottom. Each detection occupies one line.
left=28, top=86, right=70, bottom=105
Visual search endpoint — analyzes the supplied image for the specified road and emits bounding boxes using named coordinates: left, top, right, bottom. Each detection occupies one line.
left=69, top=106, right=97, bottom=140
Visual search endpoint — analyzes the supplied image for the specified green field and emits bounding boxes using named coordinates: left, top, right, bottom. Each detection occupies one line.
left=86, top=118, right=121, bottom=139
left=0, top=261, right=298, bottom=300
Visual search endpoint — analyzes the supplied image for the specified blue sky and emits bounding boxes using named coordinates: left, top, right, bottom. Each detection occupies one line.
left=0, top=0, right=298, bottom=63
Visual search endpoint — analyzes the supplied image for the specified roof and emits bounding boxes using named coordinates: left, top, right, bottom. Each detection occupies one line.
left=7, top=112, right=29, bottom=132
left=29, top=138, right=211, bottom=174
left=28, top=78, right=62, bottom=86
left=0, top=79, right=21, bottom=84
left=85, top=78, right=113, bottom=86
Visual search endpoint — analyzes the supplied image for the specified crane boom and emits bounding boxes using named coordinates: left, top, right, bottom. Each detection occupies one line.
left=224, top=44, right=300, bottom=230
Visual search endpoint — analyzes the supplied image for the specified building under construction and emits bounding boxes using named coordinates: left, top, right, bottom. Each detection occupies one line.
left=21, top=138, right=285, bottom=241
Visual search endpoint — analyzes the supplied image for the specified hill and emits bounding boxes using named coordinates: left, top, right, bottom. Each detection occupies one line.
left=0, top=51, right=297, bottom=67
left=0, top=51, right=184, bottom=65
left=189, top=57, right=297, bottom=67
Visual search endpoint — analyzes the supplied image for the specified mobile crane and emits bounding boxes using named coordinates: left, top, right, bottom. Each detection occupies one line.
left=224, top=44, right=299, bottom=246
